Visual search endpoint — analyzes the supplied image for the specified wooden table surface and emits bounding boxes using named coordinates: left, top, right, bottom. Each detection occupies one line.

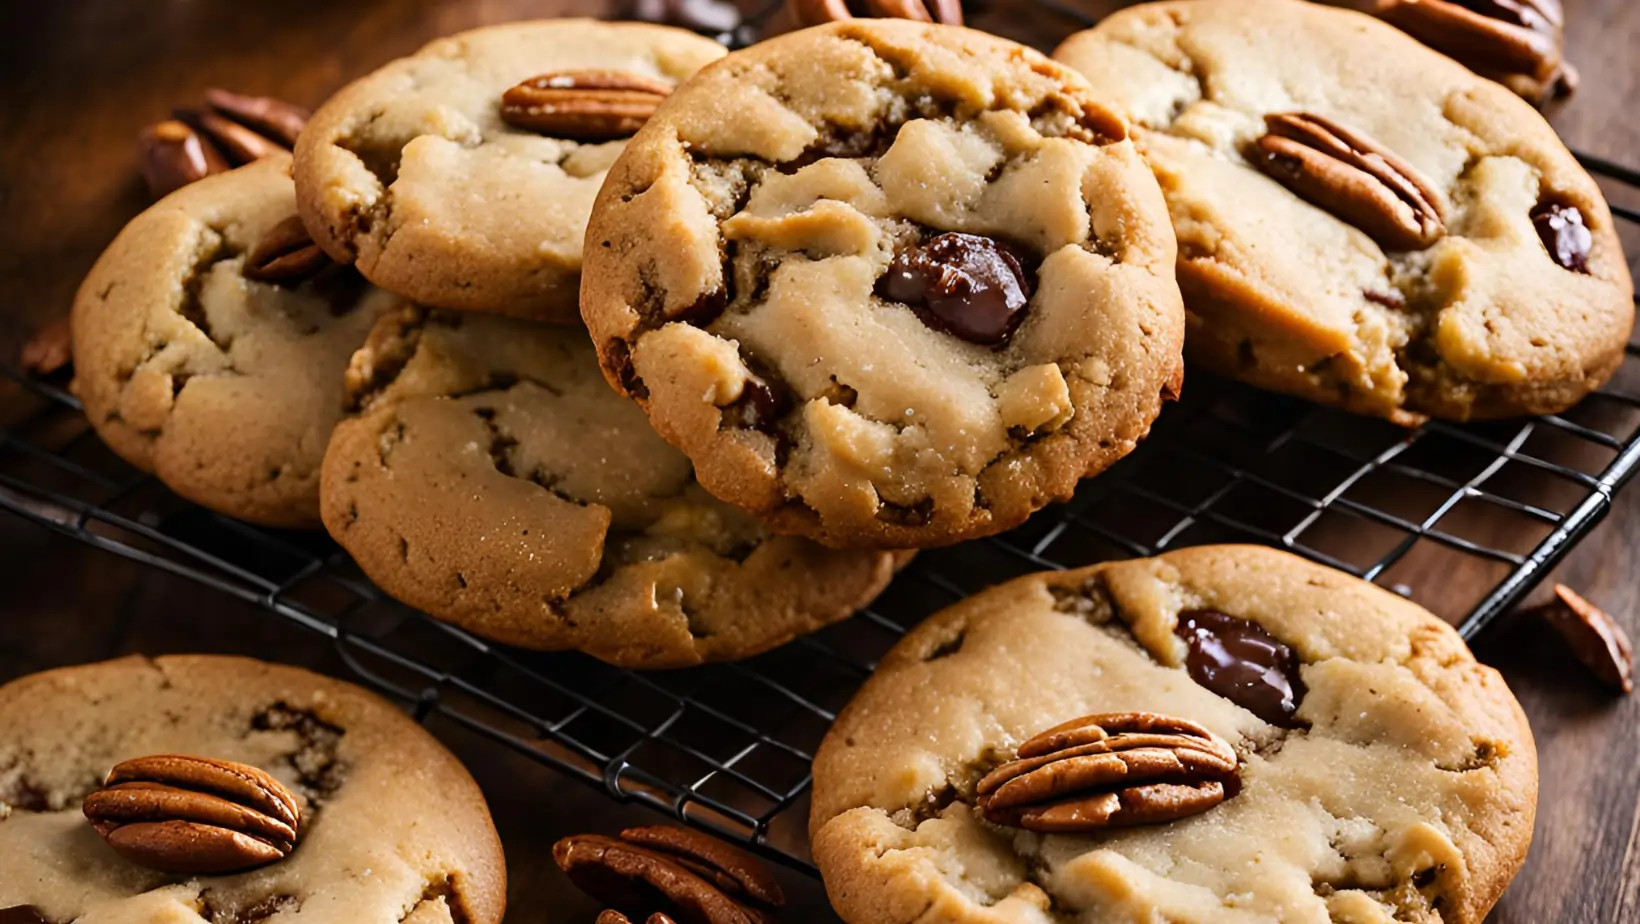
left=1, top=1, right=1637, bottom=921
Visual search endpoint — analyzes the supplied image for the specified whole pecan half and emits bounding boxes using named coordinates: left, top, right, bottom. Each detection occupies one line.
left=82, top=754, right=302, bottom=874
left=138, top=119, right=232, bottom=200
left=554, top=825, right=784, bottom=924
left=244, top=215, right=332, bottom=286
left=138, top=89, right=311, bottom=199
left=500, top=71, right=673, bottom=141
left=1378, top=0, right=1573, bottom=103
left=975, top=712, right=1239, bottom=833
left=1253, top=112, right=1445, bottom=252
left=790, top=0, right=962, bottom=28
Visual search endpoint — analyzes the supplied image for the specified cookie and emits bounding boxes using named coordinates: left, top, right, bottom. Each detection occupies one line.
left=580, top=20, right=1185, bottom=549
left=71, top=155, right=400, bottom=527
left=293, top=20, right=726, bottom=321
left=0, top=654, right=505, bottom=923
left=810, top=545, right=1536, bottom=924
left=1054, top=0, right=1632, bottom=424
left=319, top=307, right=906, bottom=669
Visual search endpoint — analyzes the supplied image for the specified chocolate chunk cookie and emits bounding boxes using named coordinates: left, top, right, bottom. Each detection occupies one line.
left=580, top=21, right=1185, bottom=550
left=320, top=308, right=906, bottom=668
left=1055, top=0, right=1632, bottom=424
left=293, top=20, right=725, bottom=321
left=71, top=155, right=400, bottom=527
left=0, top=655, right=504, bottom=922
left=811, top=546, right=1536, bottom=924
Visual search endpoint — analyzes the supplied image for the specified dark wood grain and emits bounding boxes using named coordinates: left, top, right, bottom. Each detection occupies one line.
left=1, top=2, right=1637, bottom=921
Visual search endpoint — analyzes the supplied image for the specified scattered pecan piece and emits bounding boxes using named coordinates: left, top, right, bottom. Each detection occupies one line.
left=790, top=0, right=962, bottom=28
left=138, top=119, right=231, bottom=199
left=19, top=318, right=72, bottom=377
left=1377, top=0, right=1574, bottom=103
left=137, top=89, right=310, bottom=200
left=82, top=754, right=302, bottom=874
left=1533, top=584, right=1633, bottom=694
left=555, top=825, right=783, bottom=924
left=976, top=712, right=1240, bottom=833
left=501, top=71, right=673, bottom=141
left=243, top=215, right=332, bottom=286
left=203, top=88, right=311, bottom=147
left=1254, top=113, right=1445, bottom=252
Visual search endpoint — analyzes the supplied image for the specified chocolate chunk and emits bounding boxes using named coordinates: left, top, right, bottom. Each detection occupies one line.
left=1531, top=201, right=1592, bottom=273
left=1534, top=583, right=1633, bottom=694
left=0, top=907, right=50, bottom=924
left=1174, top=610, right=1307, bottom=728
left=877, top=232, right=1033, bottom=346
left=730, top=377, right=785, bottom=432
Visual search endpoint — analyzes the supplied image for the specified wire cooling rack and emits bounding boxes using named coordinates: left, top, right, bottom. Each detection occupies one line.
left=3, top=0, right=1640, bottom=876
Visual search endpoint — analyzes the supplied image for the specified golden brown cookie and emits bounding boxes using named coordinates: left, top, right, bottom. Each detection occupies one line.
left=580, top=21, right=1185, bottom=549
left=1055, top=0, right=1633, bottom=424
left=320, top=308, right=906, bottom=668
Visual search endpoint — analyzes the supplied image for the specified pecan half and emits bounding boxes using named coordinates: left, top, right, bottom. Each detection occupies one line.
left=790, top=0, right=962, bottom=27
left=501, top=71, right=673, bottom=141
left=1533, top=584, right=1633, bottom=694
left=1378, top=0, right=1573, bottom=103
left=138, top=119, right=231, bottom=199
left=1253, top=112, right=1446, bottom=252
left=554, top=825, right=784, bottom=924
left=82, top=754, right=302, bottom=874
left=19, top=318, right=72, bottom=377
left=243, top=215, right=331, bottom=286
left=976, top=712, right=1239, bottom=833
left=138, top=89, right=310, bottom=200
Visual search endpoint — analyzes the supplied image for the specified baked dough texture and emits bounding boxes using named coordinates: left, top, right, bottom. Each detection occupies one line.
left=294, top=20, right=726, bottom=321
left=811, top=545, right=1536, bottom=924
left=580, top=21, right=1185, bottom=549
left=1055, top=0, right=1633, bottom=423
left=0, top=655, right=505, bottom=924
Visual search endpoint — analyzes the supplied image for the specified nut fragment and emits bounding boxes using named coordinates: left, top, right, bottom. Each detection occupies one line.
left=138, top=119, right=231, bottom=199
left=203, top=88, right=311, bottom=147
left=501, top=71, right=673, bottom=141
left=19, top=318, right=72, bottom=377
left=1253, top=112, right=1446, bottom=252
left=1378, top=0, right=1573, bottom=103
left=976, top=712, right=1239, bottom=833
left=82, top=754, right=302, bottom=874
left=1533, top=584, right=1633, bottom=693
left=554, top=825, right=783, bottom=924
left=244, top=215, right=332, bottom=286
left=790, top=0, right=962, bottom=28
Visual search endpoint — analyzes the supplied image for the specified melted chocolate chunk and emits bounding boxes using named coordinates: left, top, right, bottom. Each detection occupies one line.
left=1531, top=201, right=1592, bottom=274
left=732, top=377, right=786, bottom=431
left=0, top=907, right=50, bottom=924
left=877, top=233, right=1034, bottom=346
left=1174, top=610, right=1307, bottom=728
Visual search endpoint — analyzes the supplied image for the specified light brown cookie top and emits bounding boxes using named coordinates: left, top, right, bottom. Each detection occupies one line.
left=320, top=307, right=906, bottom=669
left=71, top=155, right=399, bottom=528
left=1055, top=0, right=1632, bottom=424
left=0, top=654, right=505, bottom=924
left=580, top=20, right=1185, bottom=549
left=293, top=20, right=726, bottom=321
left=810, top=546, right=1537, bottom=924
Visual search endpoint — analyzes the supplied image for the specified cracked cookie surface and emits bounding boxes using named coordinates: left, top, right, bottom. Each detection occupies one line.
left=580, top=21, right=1185, bottom=549
left=292, top=20, right=725, bottom=321
left=1054, top=0, right=1633, bottom=424
left=71, top=155, right=399, bottom=528
left=0, top=654, right=504, bottom=924
left=319, top=308, right=906, bottom=669
left=810, top=545, right=1536, bottom=924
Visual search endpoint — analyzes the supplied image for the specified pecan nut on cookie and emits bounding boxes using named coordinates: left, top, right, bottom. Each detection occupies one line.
left=293, top=20, right=725, bottom=321
left=811, top=546, right=1537, bottom=924
left=320, top=307, right=906, bottom=668
left=0, top=655, right=504, bottom=923
left=579, top=21, right=1185, bottom=550
left=71, top=155, right=403, bottom=527
left=1056, top=0, right=1632, bottom=424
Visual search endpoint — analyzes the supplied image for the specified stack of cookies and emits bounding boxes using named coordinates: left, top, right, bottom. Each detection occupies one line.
left=43, top=0, right=1635, bottom=920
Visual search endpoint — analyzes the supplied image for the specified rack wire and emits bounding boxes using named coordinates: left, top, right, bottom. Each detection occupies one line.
left=3, top=0, right=1640, bottom=877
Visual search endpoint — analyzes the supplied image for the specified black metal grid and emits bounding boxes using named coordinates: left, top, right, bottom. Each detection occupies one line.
left=4, top=2, right=1640, bottom=877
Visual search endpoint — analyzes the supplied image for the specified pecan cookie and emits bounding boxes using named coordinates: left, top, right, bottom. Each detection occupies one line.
left=0, top=655, right=504, bottom=923
left=293, top=20, right=725, bottom=321
left=319, top=308, right=906, bottom=668
left=71, top=155, right=400, bottom=527
left=1055, top=0, right=1632, bottom=424
left=811, top=546, right=1537, bottom=924
left=581, top=21, right=1185, bottom=549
